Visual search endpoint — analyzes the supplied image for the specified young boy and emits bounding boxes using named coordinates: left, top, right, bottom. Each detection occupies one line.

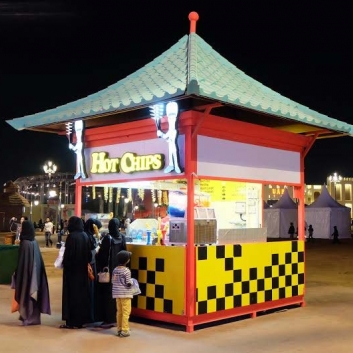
left=112, top=250, right=133, bottom=337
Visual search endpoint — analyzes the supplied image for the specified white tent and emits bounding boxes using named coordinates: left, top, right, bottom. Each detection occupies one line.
left=306, top=185, right=351, bottom=239
left=264, top=189, right=298, bottom=238
left=263, top=200, right=270, bottom=209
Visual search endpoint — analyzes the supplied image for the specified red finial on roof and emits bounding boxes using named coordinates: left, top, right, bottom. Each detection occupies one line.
left=188, top=11, right=199, bottom=33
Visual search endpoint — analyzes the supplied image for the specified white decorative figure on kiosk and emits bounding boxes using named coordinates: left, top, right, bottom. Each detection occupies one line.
left=150, top=101, right=182, bottom=174
left=67, top=120, right=88, bottom=180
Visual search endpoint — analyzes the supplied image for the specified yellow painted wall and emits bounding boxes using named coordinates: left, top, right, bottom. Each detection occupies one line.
left=127, top=244, right=185, bottom=315
left=196, top=241, right=304, bottom=314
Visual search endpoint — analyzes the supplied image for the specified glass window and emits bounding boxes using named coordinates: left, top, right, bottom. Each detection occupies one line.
left=345, top=184, right=352, bottom=201
left=335, top=184, right=342, bottom=201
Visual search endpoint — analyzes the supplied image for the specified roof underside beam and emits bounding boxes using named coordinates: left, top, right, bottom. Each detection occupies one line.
left=274, top=123, right=346, bottom=138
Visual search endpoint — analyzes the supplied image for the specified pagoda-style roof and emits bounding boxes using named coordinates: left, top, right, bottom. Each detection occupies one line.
left=6, top=13, right=353, bottom=138
left=0, top=181, right=30, bottom=207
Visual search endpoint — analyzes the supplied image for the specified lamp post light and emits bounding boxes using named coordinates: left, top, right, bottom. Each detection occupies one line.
left=43, top=161, right=57, bottom=179
left=329, top=172, right=342, bottom=201
left=43, top=161, right=60, bottom=246
left=43, top=160, right=57, bottom=206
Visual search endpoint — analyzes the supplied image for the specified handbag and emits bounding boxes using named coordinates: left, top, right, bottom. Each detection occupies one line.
left=97, top=266, right=110, bottom=283
left=88, top=263, right=94, bottom=281
left=54, top=244, right=65, bottom=269
left=11, top=291, right=19, bottom=313
left=97, top=236, right=112, bottom=283
left=10, top=272, right=19, bottom=313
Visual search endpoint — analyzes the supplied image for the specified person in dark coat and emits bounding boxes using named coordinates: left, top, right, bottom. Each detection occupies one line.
left=60, top=216, right=92, bottom=329
left=95, top=218, right=127, bottom=328
left=288, top=222, right=295, bottom=239
left=12, top=220, right=51, bottom=325
left=83, top=217, right=102, bottom=323
left=307, top=225, right=314, bottom=242
left=332, top=225, right=340, bottom=244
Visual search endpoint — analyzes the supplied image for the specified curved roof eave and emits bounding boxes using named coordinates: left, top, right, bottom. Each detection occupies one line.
left=6, top=31, right=353, bottom=137
left=6, top=35, right=190, bottom=131
left=187, top=33, right=353, bottom=136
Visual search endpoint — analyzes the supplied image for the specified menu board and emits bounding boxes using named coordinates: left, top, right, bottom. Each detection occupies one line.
left=199, top=180, right=247, bottom=202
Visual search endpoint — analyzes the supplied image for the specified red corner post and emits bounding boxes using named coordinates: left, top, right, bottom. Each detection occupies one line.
left=74, top=178, right=82, bottom=217
left=185, top=122, right=197, bottom=332
left=293, top=160, right=305, bottom=241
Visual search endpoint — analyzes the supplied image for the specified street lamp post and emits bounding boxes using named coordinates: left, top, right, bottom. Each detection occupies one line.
left=43, top=161, right=60, bottom=247
left=329, top=172, right=342, bottom=201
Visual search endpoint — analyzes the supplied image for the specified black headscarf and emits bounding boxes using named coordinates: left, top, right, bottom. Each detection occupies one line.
left=84, top=218, right=102, bottom=250
left=84, top=218, right=102, bottom=235
left=20, top=220, right=35, bottom=241
left=67, top=216, right=84, bottom=233
left=108, top=218, right=121, bottom=239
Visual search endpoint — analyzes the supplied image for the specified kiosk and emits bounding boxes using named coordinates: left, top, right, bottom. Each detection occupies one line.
left=7, top=12, right=353, bottom=332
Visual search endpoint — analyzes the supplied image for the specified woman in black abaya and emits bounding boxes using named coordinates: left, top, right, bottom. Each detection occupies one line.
left=60, top=216, right=92, bottom=329
left=83, top=217, right=102, bottom=323
left=13, top=220, right=51, bottom=325
left=95, top=218, right=126, bottom=327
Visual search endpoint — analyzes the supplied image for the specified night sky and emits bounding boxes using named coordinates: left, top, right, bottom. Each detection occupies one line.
left=1, top=1, right=353, bottom=187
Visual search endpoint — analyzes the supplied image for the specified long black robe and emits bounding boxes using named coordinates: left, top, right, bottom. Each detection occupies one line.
left=14, top=237, right=51, bottom=325
left=95, top=218, right=126, bottom=324
left=83, top=218, right=102, bottom=323
left=62, top=227, right=92, bottom=327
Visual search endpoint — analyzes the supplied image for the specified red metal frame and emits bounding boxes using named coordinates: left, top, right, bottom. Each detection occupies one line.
left=185, top=124, right=197, bottom=332
left=73, top=108, right=314, bottom=332
left=131, top=296, right=304, bottom=330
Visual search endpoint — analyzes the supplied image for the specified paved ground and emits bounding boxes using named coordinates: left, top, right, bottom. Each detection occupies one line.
left=1, top=235, right=353, bottom=352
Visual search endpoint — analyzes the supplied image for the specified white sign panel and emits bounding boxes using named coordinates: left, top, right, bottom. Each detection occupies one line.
left=197, top=136, right=300, bottom=183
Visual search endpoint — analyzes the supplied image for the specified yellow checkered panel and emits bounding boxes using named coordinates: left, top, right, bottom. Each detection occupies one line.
left=196, top=241, right=304, bottom=315
left=127, top=245, right=185, bottom=315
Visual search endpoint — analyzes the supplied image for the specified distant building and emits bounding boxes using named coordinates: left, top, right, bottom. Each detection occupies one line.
left=264, top=177, right=353, bottom=218
left=13, top=172, right=76, bottom=225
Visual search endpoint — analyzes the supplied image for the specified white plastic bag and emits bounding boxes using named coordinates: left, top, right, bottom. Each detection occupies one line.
left=54, top=244, right=65, bottom=269
left=131, top=278, right=141, bottom=296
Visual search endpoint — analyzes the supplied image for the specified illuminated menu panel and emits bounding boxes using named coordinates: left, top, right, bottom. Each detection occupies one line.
left=199, top=180, right=247, bottom=201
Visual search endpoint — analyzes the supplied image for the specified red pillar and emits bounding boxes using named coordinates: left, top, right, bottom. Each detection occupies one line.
left=74, top=178, right=82, bottom=217
left=185, top=123, right=197, bottom=332
left=297, top=154, right=305, bottom=241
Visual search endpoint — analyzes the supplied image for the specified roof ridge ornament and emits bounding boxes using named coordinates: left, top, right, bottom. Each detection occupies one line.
left=188, top=11, right=199, bottom=33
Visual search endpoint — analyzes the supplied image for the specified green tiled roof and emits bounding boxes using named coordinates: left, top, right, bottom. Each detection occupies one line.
left=6, top=33, right=353, bottom=135
left=188, top=34, right=352, bottom=134
left=6, top=36, right=189, bottom=130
